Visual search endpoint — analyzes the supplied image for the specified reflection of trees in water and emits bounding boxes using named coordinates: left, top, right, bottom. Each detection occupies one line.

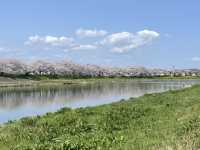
left=0, top=80, right=196, bottom=110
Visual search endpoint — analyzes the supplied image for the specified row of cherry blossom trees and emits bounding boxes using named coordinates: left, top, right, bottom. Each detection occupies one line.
left=0, top=59, right=199, bottom=78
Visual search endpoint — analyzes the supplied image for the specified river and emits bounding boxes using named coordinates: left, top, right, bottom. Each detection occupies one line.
left=0, top=79, right=200, bottom=123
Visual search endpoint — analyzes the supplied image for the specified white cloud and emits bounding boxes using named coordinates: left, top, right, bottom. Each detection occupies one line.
left=192, top=57, right=200, bottom=62
left=71, top=44, right=98, bottom=50
left=25, top=35, right=74, bottom=46
left=76, top=28, right=107, bottom=38
left=0, top=47, right=5, bottom=52
left=0, top=47, right=21, bottom=53
left=100, top=29, right=160, bottom=53
left=25, top=29, right=159, bottom=53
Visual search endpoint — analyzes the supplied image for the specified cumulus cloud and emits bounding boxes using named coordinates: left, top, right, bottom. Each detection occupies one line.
left=76, top=28, right=108, bottom=38
left=100, top=29, right=159, bottom=53
left=192, top=57, right=200, bottom=62
left=71, top=44, right=97, bottom=50
left=25, top=29, right=159, bottom=53
left=25, top=35, right=74, bottom=46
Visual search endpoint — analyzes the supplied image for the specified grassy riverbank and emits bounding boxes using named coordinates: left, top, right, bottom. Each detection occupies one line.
left=1, top=85, right=200, bottom=149
left=0, top=77, right=111, bottom=87
left=0, top=76, right=200, bottom=88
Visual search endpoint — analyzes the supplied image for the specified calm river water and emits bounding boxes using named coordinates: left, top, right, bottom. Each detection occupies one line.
left=0, top=79, right=200, bottom=123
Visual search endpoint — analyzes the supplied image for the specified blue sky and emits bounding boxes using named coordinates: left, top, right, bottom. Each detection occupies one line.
left=0, top=0, right=200, bottom=69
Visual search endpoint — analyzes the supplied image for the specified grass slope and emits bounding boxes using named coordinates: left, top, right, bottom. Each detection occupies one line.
left=1, top=85, right=200, bottom=149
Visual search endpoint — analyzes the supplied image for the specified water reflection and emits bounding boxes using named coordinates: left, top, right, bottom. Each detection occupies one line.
left=0, top=79, right=199, bottom=123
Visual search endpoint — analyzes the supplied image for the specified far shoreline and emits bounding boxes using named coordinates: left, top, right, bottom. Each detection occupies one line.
left=0, top=76, right=200, bottom=88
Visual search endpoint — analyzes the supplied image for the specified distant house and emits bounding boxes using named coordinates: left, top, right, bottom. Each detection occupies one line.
left=192, top=73, right=197, bottom=77
left=181, top=73, right=186, bottom=77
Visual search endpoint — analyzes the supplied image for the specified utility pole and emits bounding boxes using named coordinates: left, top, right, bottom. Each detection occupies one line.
left=171, top=65, right=175, bottom=77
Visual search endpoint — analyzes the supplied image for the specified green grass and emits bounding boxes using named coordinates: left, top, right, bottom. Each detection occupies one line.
left=0, top=75, right=200, bottom=88
left=1, top=85, right=200, bottom=149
